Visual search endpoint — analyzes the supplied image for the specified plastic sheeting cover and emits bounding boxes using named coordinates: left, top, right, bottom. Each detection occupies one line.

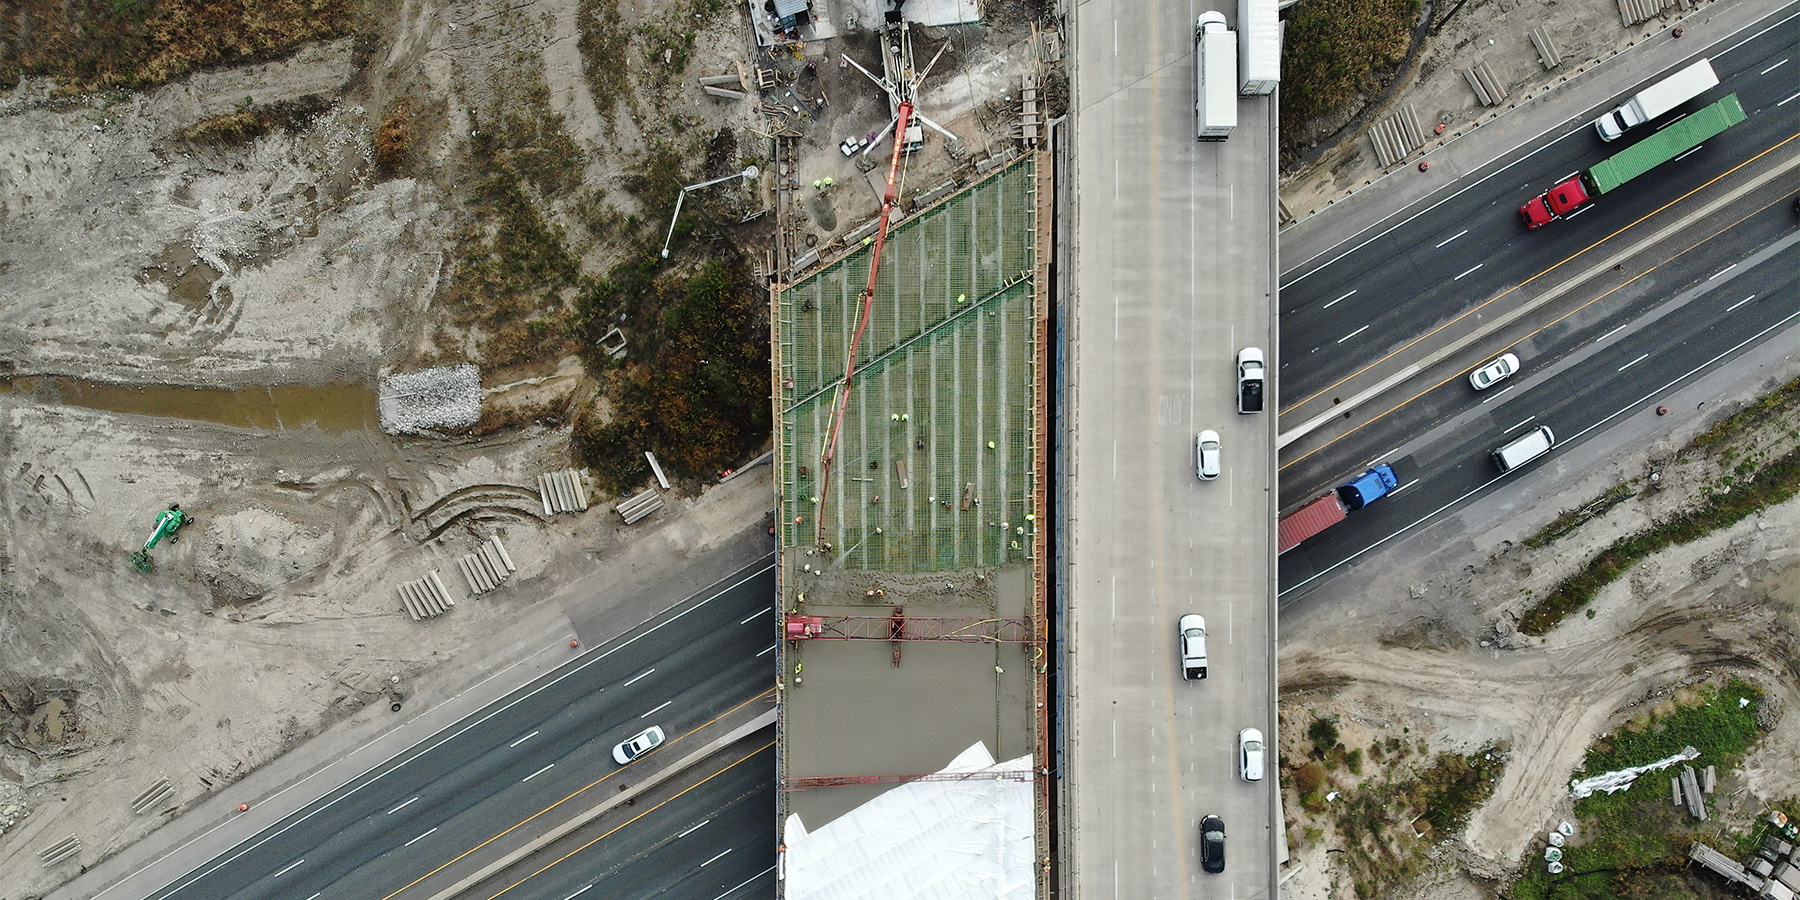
left=785, top=743, right=1034, bottom=900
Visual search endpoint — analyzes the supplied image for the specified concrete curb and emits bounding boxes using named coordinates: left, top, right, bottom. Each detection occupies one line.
left=423, top=710, right=777, bottom=900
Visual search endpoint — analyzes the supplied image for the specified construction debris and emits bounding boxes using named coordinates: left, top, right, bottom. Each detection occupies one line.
left=379, top=364, right=481, bottom=435
left=396, top=571, right=456, bottom=620
left=458, top=535, right=517, bottom=596
left=1569, top=745, right=1698, bottom=797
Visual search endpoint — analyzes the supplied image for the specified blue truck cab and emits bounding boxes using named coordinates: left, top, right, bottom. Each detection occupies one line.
left=1334, top=464, right=1398, bottom=511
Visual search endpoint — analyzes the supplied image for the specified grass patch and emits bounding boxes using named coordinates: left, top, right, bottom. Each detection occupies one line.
left=1523, top=482, right=1636, bottom=549
left=571, top=256, right=770, bottom=491
left=577, top=0, right=633, bottom=122
left=1518, top=442, right=1800, bottom=634
left=1508, top=680, right=1764, bottom=900
left=435, top=72, right=585, bottom=369
left=1323, top=746, right=1504, bottom=898
left=177, top=93, right=331, bottom=145
left=1278, top=0, right=1419, bottom=154
left=1, top=0, right=356, bottom=93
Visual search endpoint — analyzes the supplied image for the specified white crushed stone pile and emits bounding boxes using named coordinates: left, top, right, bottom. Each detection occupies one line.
left=379, top=364, right=481, bottom=434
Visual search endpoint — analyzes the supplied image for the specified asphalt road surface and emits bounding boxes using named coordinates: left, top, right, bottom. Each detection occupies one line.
left=1272, top=9, right=1800, bottom=586
left=1279, top=184, right=1800, bottom=596
left=143, top=564, right=776, bottom=900
left=1063, top=0, right=1280, bottom=897
left=1278, top=9, right=1800, bottom=415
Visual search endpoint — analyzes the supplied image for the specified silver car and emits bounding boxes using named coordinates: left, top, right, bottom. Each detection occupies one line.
left=1469, top=352, right=1520, bottom=390
left=612, top=725, right=665, bottom=765
left=1196, top=430, right=1221, bottom=480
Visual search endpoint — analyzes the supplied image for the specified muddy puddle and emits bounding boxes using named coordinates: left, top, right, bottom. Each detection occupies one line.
left=1, top=377, right=378, bottom=433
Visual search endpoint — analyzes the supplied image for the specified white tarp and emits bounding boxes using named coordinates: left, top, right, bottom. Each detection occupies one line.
left=784, top=743, right=1034, bottom=900
left=1569, top=745, right=1699, bottom=798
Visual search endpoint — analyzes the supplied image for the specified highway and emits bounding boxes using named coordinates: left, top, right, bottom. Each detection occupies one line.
left=1063, top=0, right=1280, bottom=896
left=140, top=564, right=776, bottom=900
left=1275, top=9, right=1800, bottom=590
left=1278, top=7, right=1800, bottom=415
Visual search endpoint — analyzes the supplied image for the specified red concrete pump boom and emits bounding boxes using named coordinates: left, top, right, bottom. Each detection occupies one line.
left=814, top=100, right=912, bottom=544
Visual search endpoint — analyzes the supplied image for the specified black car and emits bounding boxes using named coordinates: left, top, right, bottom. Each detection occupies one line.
left=1201, top=815, right=1226, bottom=873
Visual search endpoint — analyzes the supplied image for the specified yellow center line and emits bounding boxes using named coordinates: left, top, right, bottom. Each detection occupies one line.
left=379, top=689, right=776, bottom=900
left=1280, top=131, right=1800, bottom=416
left=482, top=740, right=777, bottom=900
left=1277, top=186, right=1800, bottom=472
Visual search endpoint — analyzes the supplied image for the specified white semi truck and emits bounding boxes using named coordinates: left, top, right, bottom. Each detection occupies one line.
left=1593, top=58, right=1719, bottom=141
left=1195, top=12, right=1238, bottom=141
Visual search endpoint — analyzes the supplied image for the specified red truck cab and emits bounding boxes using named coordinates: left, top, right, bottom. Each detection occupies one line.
left=1519, top=176, right=1593, bottom=229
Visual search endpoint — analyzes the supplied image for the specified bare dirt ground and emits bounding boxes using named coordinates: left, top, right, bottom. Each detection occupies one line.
left=1275, top=354, right=1800, bottom=899
left=0, top=0, right=1044, bottom=895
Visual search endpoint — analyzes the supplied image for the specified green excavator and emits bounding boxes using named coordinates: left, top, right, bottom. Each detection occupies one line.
left=130, top=505, right=191, bottom=573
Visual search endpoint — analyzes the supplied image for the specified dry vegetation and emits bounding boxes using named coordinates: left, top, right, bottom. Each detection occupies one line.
left=1284, top=711, right=1505, bottom=898
left=0, top=0, right=358, bottom=92
left=1278, top=0, right=1420, bottom=160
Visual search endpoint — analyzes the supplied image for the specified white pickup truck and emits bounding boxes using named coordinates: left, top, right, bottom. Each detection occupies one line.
left=1180, top=614, right=1208, bottom=680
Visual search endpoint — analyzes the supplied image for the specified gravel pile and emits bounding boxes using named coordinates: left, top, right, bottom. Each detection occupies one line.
left=379, top=364, right=481, bottom=434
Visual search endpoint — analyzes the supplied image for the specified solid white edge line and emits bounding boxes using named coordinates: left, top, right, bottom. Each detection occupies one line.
left=1284, top=308, right=1800, bottom=599
left=711, top=865, right=778, bottom=900
left=140, top=561, right=777, bottom=899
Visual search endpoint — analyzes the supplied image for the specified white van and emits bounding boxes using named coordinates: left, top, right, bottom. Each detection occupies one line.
left=1493, top=425, right=1555, bottom=473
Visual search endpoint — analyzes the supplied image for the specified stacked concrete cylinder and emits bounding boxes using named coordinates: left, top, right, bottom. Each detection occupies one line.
left=538, top=469, right=591, bottom=515
left=398, top=571, right=456, bottom=620
left=458, top=535, right=517, bottom=595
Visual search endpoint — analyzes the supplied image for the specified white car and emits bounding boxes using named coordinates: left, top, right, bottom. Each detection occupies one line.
left=1469, top=352, right=1520, bottom=390
left=1195, top=430, right=1221, bottom=480
left=1238, top=727, right=1265, bottom=782
left=612, top=725, right=665, bottom=764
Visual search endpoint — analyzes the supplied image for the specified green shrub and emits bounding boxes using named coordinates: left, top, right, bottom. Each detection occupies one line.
left=1521, top=444, right=1800, bottom=634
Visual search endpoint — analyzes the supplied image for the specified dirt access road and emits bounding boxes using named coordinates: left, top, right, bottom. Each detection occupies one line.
left=1275, top=327, right=1800, bottom=898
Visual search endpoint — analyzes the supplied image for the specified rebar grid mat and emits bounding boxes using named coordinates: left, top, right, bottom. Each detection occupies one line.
left=775, top=158, right=1038, bottom=572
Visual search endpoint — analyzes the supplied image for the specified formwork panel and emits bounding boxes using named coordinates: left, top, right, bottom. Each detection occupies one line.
left=776, top=158, right=1037, bottom=573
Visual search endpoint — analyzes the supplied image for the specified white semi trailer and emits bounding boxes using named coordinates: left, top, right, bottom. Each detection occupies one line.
left=1195, top=12, right=1238, bottom=141
left=1593, top=58, right=1719, bottom=141
left=1237, top=0, right=1280, bottom=95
